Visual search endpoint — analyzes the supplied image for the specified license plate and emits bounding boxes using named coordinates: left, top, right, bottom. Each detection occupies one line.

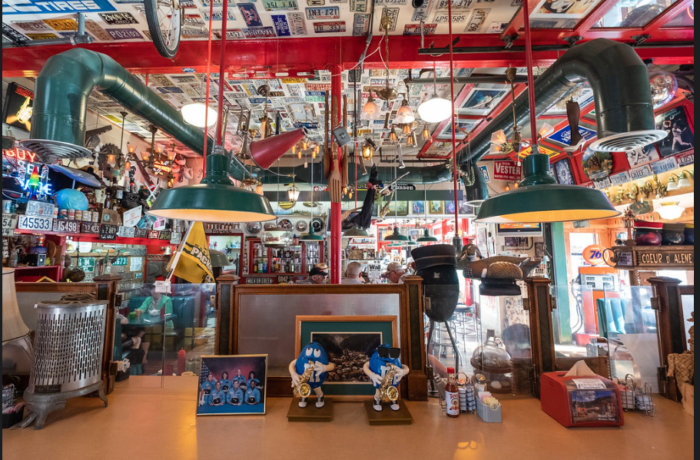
left=263, top=0, right=299, bottom=10
left=352, top=13, right=369, bottom=36
left=2, top=214, right=17, bottom=230
left=53, top=219, right=80, bottom=234
left=403, top=23, right=436, bottom=35
left=350, top=0, right=367, bottom=11
left=17, top=215, right=52, bottom=231
left=306, top=6, right=339, bottom=19
left=378, top=7, right=399, bottom=31
left=313, top=21, right=345, bottom=33
left=81, top=222, right=101, bottom=234
left=243, top=26, right=277, bottom=38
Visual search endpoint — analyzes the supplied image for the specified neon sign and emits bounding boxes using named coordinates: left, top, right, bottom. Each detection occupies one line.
left=2, top=148, right=37, bottom=163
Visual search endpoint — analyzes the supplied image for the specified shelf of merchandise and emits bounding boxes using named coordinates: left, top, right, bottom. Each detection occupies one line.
left=246, top=238, right=324, bottom=277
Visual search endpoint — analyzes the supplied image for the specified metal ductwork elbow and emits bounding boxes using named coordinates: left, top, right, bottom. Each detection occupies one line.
left=460, top=38, right=666, bottom=164
left=23, top=48, right=215, bottom=162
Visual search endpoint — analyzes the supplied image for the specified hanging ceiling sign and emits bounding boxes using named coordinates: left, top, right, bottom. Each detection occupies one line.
left=2, top=0, right=116, bottom=15
left=547, top=125, right=597, bottom=146
left=388, top=183, right=416, bottom=191
left=493, top=161, right=521, bottom=181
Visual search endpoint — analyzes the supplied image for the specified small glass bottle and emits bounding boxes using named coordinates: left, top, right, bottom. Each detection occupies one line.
left=253, top=259, right=258, bottom=273
left=445, top=367, right=460, bottom=418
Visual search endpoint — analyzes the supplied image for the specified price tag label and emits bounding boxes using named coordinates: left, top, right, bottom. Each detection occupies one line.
left=582, top=244, right=606, bottom=266
left=99, top=223, right=119, bottom=240
left=53, top=219, right=81, bottom=234
left=17, top=215, right=53, bottom=232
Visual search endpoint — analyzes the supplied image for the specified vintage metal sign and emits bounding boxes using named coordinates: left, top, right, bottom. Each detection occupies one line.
left=106, top=28, right=143, bottom=40
left=609, top=171, right=631, bottom=187
left=352, top=13, right=369, bottom=35
left=98, top=12, right=139, bottom=25
left=650, top=157, right=679, bottom=175
left=629, top=164, right=653, bottom=181
left=287, top=11, right=308, bottom=34
left=637, top=250, right=694, bottom=267
left=271, top=14, right=291, bottom=36
left=17, top=215, right=52, bottom=231
left=99, top=223, right=119, bottom=240
left=3, top=0, right=116, bottom=14
left=493, top=161, right=521, bottom=181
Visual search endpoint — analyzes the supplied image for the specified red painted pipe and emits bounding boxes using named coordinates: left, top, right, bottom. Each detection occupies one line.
left=522, top=0, right=540, bottom=146
left=448, top=0, right=460, bottom=239
left=214, top=0, right=229, bottom=147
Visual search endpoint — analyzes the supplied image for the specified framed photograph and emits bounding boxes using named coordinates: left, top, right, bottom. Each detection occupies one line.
left=196, top=355, right=268, bottom=416
left=388, top=200, right=408, bottom=216
left=459, top=87, right=509, bottom=115
left=445, top=201, right=456, bottom=214
left=504, top=237, right=519, bottom=249
left=535, top=242, right=545, bottom=259
left=553, top=158, right=575, bottom=185
left=428, top=200, right=444, bottom=215
left=625, top=144, right=660, bottom=167
left=476, top=226, right=488, bottom=255
left=295, top=315, right=398, bottom=398
left=655, top=105, right=694, bottom=157
left=412, top=200, right=424, bottom=215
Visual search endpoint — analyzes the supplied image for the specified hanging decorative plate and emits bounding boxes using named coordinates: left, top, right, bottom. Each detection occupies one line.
left=278, top=218, right=293, bottom=230
left=245, top=222, right=262, bottom=236
left=582, top=148, right=613, bottom=181
left=295, top=220, right=308, bottom=232
left=278, top=201, right=295, bottom=210
left=311, top=218, right=324, bottom=233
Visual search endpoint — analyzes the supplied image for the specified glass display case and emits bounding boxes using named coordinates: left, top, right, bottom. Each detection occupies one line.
left=246, top=238, right=324, bottom=277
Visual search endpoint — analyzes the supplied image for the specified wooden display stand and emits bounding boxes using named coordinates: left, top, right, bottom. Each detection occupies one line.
left=363, top=400, right=413, bottom=425
left=287, top=398, right=334, bottom=422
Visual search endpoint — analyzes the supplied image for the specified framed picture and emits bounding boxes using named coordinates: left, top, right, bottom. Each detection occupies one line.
left=625, top=144, right=660, bottom=167
left=655, top=105, right=694, bottom=157
left=428, top=201, right=444, bottom=215
left=196, top=355, right=268, bottom=416
left=535, top=242, right=545, bottom=258
left=459, top=88, right=509, bottom=115
left=476, top=226, right=488, bottom=255
left=412, top=201, right=424, bottom=215
left=504, top=237, right=519, bottom=249
left=445, top=201, right=456, bottom=214
left=408, top=229, right=421, bottom=241
left=388, top=200, right=409, bottom=216
left=553, top=158, right=575, bottom=185
left=295, top=315, right=398, bottom=398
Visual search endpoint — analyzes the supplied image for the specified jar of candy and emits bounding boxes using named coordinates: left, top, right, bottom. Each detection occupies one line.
left=634, top=220, right=663, bottom=246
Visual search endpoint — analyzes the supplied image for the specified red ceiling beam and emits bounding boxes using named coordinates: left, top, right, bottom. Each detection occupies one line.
left=417, top=84, right=474, bottom=159
left=2, top=34, right=693, bottom=78
left=643, top=0, right=694, bottom=34
left=500, top=2, right=541, bottom=41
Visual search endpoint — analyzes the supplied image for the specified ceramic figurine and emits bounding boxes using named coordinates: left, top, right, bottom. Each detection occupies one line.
left=289, top=342, right=336, bottom=409
left=363, top=345, right=410, bottom=412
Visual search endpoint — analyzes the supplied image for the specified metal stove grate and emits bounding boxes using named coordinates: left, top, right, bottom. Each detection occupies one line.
left=19, top=139, right=93, bottom=163
left=589, top=130, right=668, bottom=152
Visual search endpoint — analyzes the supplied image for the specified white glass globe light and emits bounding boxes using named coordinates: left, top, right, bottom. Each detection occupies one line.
left=417, top=96, right=451, bottom=123
left=656, top=202, right=685, bottom=220
left=181, top=103, right=218, bottom=128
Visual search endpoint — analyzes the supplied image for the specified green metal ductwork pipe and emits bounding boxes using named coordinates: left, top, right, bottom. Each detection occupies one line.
left=455, top=38, right=663, bottom=166
left=30, top=49, right=221, bottom=162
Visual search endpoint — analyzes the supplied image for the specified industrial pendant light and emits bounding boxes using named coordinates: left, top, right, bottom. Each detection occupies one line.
left=476, top=152, right=620, bottom=223
left=416, top=228, right=438, bottom=243
left=181, top=102, right=218, bottom=128
left=344, top=226, right=370, bottom=237
left=417, top=67, right=450, bottom=123
left=361, top=93, right=380, bottom=120
left=384, top=225, right=409, bottom=241
left=150, top=152, right=276, bottom=223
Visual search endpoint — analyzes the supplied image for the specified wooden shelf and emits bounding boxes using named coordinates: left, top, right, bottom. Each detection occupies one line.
left=13, top=265, right=61, bottom=270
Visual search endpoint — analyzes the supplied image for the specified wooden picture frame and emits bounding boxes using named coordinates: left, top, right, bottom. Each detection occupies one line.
left=196, top=354, right=268, bottom=416
left=295, top=315, right=398, bottom=399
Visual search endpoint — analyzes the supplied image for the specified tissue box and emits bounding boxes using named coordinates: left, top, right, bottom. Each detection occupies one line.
left=541, top=372, right=624, bottom=428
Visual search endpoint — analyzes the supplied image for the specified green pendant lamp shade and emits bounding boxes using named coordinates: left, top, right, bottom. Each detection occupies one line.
left=301, top=226, right=324, bottom=241
left=384, top=226, right=409, bottom=241
left=149, top=153, right=276, bottom=223
left=343, top=226, right=370, bottom=237
left=416, top=228, right=438, bottom=243
left=476, top=153, right=620, bottom=223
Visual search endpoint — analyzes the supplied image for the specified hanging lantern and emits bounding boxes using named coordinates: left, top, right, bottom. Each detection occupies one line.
left=395, top=97, right=415, bottom=124
left=362, top=139, right=375, bottom=160
left=124, top=160, right=131, bottom=171
left=422, top=124, right=430, bottom=140
left=402, top=124, right=412, bottom=135
left=302, top=139, right=308, bottom=150
left=128, top=144, right=135, bottom=154
left=389, top=127, right=398, bottom=143
left=287, top=184, right=300, bottom=202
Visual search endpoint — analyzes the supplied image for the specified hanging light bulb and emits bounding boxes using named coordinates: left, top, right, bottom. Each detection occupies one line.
left=312, top=149, right=317, bottom=159
left=343, top=185, right=348, bottom=196
left=422, top=124, right=430, bottom=140
left=302, top=139, right=308, bottom=150
left=514, top=182, right=519, bottom=188
left=255, top=182, right=264, bottom=195
left=389, top=127, right=398, bottom=143
left=361, top=93, right=380, bottom=120
left=128, top=144, right=135, bottom=154
left=362, top=139, right=375, bottom=160
left=417, top=68, right=451, bottom=123
left=107, top=154, right=115, bottom=162
left=125, top=160, right=131, bottom=170
left=538, top=123, right=554, bottom=139
left=491, top=130, right=507, bottom=144
left=142, top=152, right=149, bottom=161
left=395, top=97, right=415, bottom=124
left=505, top=183, right=511, bottom=191
left=402, top=124, right=412, bottom=135
left=287, top=184, right=300, bottom=202
left=315, top=145, right=320, bottom=155
left=348, top=188, right=353, bottom=199
left=292, top=144, right=297, bottom=156
left=181, top=102, right=217, bottom=128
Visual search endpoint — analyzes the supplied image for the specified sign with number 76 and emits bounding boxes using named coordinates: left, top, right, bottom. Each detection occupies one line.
left=583, top=244, right=606, bottom=266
